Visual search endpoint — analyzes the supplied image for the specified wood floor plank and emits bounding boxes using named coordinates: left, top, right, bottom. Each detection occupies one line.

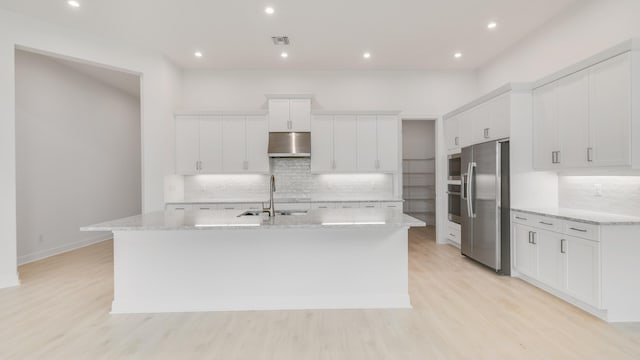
left=1, top=226, right=639, bottom=359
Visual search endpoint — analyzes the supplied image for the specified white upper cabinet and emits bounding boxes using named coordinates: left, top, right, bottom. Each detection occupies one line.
left=175, top=114, right=268, bottom=175
left=289, top=99, right=312, bottom=131
left=198, top=116, right=224, bottom=173
left=311, top=113, right=399, bottom=173
left=310, top=115, right=334, bottom=172
left=333, top=116, right=358, bottom=171
left=268, top=98, right=311, bottom=132
left=376, top=115, right=399, bottom=172
left=532, top=50, right=635, bottom=170
left=556, top=69, right=590, bottom=168
left=222, top=116, right=247, bottom=173
left=533, top=82, right=561, bottom=170
left=444, top=115, right=460, bottom=153
left=445, top=91, right=512, bottom=150
left=356, top=115, right=378, bottom=172
left=245, top=116, right=269, bottom=172
left=589, top=53, right=632, bottom=167
left=175, top=116, right=201, bottom=175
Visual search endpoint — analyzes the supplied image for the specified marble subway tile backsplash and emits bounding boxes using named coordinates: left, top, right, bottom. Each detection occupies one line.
left=559, top=176, right=640, bottom=217
left=183, top=158, right=394, bottom=202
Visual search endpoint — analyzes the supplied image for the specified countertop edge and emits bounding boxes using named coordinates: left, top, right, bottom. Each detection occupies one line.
left=510, top=208, right=640, bottom=226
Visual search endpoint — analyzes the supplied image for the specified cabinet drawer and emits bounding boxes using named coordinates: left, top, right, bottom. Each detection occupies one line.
left=380, top=201, right=403, bottom=209
left=447, top=227, right=461, bottom=245
left=166, top=204, right=193, bottom=211
left=359, top=202, right=380, bottom=209
left=311, top=202, right=336, bottom=209
left=512, top=212, right=535, bottom=226
left=564, top=221, right=599, bottom=241
left=531, top=216, right=563, bottom=232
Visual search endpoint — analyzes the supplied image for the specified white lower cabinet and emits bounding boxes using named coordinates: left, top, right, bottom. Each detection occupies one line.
left=512, top=212, right=601, bottom=309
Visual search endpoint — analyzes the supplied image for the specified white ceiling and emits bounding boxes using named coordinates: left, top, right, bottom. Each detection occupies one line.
left=0, top=0, right=580, bottom=70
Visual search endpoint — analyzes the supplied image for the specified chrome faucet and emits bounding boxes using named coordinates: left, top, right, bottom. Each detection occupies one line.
left=263, top=175, right=276, bottom=216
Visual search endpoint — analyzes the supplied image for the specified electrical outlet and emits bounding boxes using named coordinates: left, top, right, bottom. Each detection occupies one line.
left=594, top=184, right=603, bottom=197
left=38, top=234, right=43, bottom=243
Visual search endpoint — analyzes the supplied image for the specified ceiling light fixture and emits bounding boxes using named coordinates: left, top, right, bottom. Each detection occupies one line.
left=280, top=52, right=288, bottom=58
left=454, top=52, right=463, bottom=59
left=265, top=6, right=275, bottom=15
left=363, top=52, right=371, bottom=59
left=194, top=51, right=203, bottom=58
left=487, top=21, right=498, bottom=29
left=67, top=0, right=80, bottom=8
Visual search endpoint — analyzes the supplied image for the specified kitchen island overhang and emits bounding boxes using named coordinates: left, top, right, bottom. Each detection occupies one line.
left=82, top=209, right=425, bottom=314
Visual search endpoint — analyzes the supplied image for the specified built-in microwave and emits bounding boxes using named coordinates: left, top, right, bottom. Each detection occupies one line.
left=447, top=184, right=461, bottom=224
left=448, top=154, right=461, bottom=180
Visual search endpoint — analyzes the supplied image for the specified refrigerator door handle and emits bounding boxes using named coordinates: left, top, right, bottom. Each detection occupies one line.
left=468, top=161, right=476, bottom=218
left=461, top=173, right=468, bottom=200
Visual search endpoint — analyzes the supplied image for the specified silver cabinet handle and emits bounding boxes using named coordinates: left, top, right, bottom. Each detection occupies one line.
left=515, top=216, right=528, bottom=221
left=587, top=147, right=594, bottom=162
left=569, top=227, right=587, bottom=233
left=539, top=221, right=553, bottom=226
left=560, top=239, right=567, bottom=254
left=484, top=128, right=490, bottom=139
left=551, top=151, right=556, bottom=164
left=528, top=231, right=533, bottom=244
left=449, top=233, right=456, bottom=237
left=454, top=136, right=459, bottom=146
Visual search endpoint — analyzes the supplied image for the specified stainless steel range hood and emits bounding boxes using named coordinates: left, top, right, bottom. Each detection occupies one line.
left=268, top=132, right=311, bottom=157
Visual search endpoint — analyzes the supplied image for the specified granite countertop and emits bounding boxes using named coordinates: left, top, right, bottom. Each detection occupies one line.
left=166, top=198, right=405, bottom=205
left=82, top=208, right=425, bottom=231
left=511, top=208, right=640, bottom=225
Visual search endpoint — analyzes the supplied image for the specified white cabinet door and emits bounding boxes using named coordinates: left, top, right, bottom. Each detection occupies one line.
left=459, top=111, right=473, bottom=148
left=445, top=115, right=460, bottom=151
left=268, top=99, right=290, bottom=132
left=333, top=116, right=358, bottom=171
left=564, top=236, right=600, bottom=307
left=221, top=116, right=246, bottom=173
left=356, top=115, right=378, bottom=172
left=557, top=69, right=590, bottom=168
left=198, top=116, right=223, bottom=173
left=471, top=103, right=491, bottom=144
left=589, top=53, right=632, bottom=167
left=311, top=116, right=334, bottom=172
left=245, top=116, right=269, bottom=173
left=533, top=83, right=560, bottom=170
left=513, top=224, right=537, bottom=278
left=290, top=99, right=311, bottom=131
left=537, top=230, right=564, bottom=290
left=489, top=94, right=510, bottom=140
left=175, top=116, right=200, bottom=175
left=376, top=116, right=399, bottom=172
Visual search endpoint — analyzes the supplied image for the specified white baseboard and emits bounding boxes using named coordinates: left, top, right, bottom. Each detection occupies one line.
left=18, top=234, right=112, bottom=266
left=0, top=273, right=20, bottom=289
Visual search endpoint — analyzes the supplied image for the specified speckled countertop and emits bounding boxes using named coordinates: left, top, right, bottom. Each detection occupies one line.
left=166, top=198, right=405, bottom=204
left=81, top=208, right=425, bottom=231
left=511, top=208, right=640, bottom=225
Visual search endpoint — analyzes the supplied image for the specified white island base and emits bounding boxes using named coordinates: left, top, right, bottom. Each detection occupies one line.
left=111, top=226, right=412, bottom=314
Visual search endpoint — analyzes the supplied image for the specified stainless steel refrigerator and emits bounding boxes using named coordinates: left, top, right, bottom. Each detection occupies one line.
left=461, top=140, right=510, bottom=275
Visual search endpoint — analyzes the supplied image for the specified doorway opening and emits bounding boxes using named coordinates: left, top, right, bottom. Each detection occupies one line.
left=15, top=48, right=142, bottom=266
left=402, top=120, right=436, bottom=228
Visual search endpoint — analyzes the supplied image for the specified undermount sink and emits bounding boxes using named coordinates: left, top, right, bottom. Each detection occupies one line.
left=237, top=210, right=308, bottom=217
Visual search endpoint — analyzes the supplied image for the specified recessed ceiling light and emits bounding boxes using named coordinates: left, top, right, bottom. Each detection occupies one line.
left=363, top=52, right=371, bottom=59
left=487, top=21, right=498, bottom=29
left=265, top=6, right=275, bottom=15
left=280, top=52, right=288, bottom=58
left=454, top=52, right=463, bottom=59
left=194, top=51, right=203, bottom=58
left=67, top=0, right=80, bottom=8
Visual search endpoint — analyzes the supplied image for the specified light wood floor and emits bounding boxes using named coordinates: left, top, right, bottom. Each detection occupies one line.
left=1, top=227, right=639, bottom=359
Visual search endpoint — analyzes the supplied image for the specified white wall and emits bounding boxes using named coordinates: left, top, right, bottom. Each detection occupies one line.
left=0, top=9, right=181, bottom=288
left=15, top=50, right=141, bottom=264
left=478, top=0, right=640, bottom=92
left=402, top=121, right=435, bottom=160
left=181, top=70, right=478, bottom=116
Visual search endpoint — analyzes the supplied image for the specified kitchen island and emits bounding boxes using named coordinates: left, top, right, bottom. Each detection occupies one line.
left=82, top=208, right=424, bottom=314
